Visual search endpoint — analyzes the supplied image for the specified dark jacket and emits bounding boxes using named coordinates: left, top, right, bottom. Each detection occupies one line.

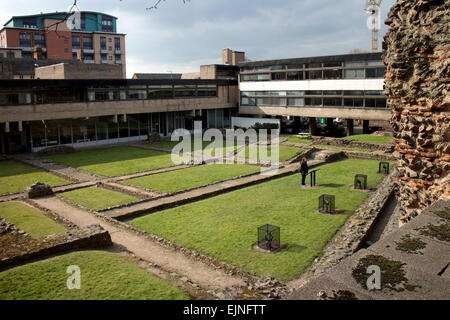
left=300, top=162, right=309, bottom=175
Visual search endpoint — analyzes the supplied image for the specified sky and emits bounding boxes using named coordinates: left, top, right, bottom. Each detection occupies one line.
left=0, top=0, right=396, bottom=78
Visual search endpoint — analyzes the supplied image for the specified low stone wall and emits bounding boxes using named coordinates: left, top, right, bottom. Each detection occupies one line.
left=0, top=222, right=112, bottom=270
left=311, top=136, right=394, bottom=152
left=307, top=167, right=399, bottom=276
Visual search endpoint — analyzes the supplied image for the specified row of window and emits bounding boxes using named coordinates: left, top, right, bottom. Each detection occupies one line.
left=240, top=68, right=385, bottom=81
left=0, top=85, right=218, bottom=106
left=241, top=97, right=388, bottom=108
left=19, top=32, right=45, bottom=48
left=241, top=90, right=384, bottom=97
left=241, top=60, right=383, bottom=72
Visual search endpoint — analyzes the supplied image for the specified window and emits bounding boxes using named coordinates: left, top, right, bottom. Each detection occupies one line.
left=323, top=90, right=342, bottom=95
left=323, top=62, right=342, bottom=68
left=0, top=62, right=2, bottom=73
left=344, top=90, right=364, bottom=96
left=345, top=61, right=365, bottom=67
left=271, top=98, right=287, bottom=106
left=101, top=54, right=107, bottom=63
left=367, top=60, right=383, bottom=66
left=309, top=70, right=322, bottom=79
left=64, top=39, right=68, bottom=44
left=344, top=98, right=364, bottom=107
left=100, top=37, right=107, bottom=50
left=241, top=97, right=256, bottom=106
left=270, top=65, right=284, bottom=70
left=109, top=56, right=113, bottom=61
left=108, top=38, right=112, bottom=42
left=64, top=48, right=69, bottom=53
left=287, top=98, right=304, bottom=107
left=305, top=91, right=322, bottom=96
left=323, top=98, right=342, bottom=107
left=287, top=71, right=302, bottom=80
left=102, top=18, right=114, bottom=32
left=271, top=72, right=286, bottom=80
left=344, top=69, right=365, bottom=79
left=114, top=38, right=121, bottom=50
left=287, top=64, right=303, bottom=70
left=305, top=98, right=322, bottom=106
left=19, top=33, right=31, bottom=47
left=115, top=54, right=122, bottom=64
left=256, top=98, right=270, bottom=106
left=72, top=36, right=80, bottom=49
left=287, top=91, right=305, bottom=96
left=306, top=63, right=322, bottom=68
left=323, top=69, right=342, bottom=79
left=366, top=68, right=385, bottom=78
left=7, top=52, right=15, bottom=59
left=23, top=18, right=37, bottom=29
left=108, top=46, right=112, bottom=51
left=83, top=37, right=93, bottom=49
left=34, top=34, right=45, bottom=48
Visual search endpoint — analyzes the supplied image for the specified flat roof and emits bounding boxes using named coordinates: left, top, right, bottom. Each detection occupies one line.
left=3, top=11, right=117, bottom=26
left=239, top=52, right=383, bottom=68
left=0, top=78, right=238, bottom=88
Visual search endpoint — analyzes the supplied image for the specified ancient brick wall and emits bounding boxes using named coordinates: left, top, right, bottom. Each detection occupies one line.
left=383, top=0, right=449, bottom=224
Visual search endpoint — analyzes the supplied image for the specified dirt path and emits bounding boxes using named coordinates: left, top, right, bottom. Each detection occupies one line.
left=30, top=196, right=245, bottom=292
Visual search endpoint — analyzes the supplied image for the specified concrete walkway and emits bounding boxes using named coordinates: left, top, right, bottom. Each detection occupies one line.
left=29, top=196, right=245, bottom=292
left=287, top=200, right=450, bottom=300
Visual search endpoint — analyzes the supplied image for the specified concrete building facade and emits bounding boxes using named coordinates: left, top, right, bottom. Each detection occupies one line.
left=0, top=78, right=238, bottom=153
left=238, top=52, right=389, bottom=135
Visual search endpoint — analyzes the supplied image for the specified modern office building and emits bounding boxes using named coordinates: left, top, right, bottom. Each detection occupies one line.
left=0, top=78, right=238, bottom=153
left=238, top=52, right=389, bottom=135
left=0, top=11, right=126, bottom=77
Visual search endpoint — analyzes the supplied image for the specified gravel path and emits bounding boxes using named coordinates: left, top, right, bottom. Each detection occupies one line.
left=30, top=196, right=245, bottom=292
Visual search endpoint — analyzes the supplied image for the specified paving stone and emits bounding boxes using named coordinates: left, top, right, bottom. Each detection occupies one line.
left=286, top=275, right=373, bottom=300
left=323, top=249, right=450, bottom=300
left=367, top=227, right=450, bottom=277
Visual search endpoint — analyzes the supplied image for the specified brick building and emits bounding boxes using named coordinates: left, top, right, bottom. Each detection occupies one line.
left=0, top=11, right=126, bottom=77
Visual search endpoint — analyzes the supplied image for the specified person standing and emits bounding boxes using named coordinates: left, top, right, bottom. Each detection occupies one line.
left=300, top=157, right=309, bottom=186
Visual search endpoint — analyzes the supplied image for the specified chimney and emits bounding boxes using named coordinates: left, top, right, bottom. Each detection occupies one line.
left=33, top=45, right=43, bottom=60
left=222, top=48, right=232, bottom=65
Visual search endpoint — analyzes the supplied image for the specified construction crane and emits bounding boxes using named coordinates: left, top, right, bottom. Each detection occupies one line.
left=365, top=0, right=382, bottom=52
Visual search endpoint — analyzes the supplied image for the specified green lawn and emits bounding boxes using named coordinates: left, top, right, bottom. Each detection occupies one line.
left=148, top=139, right=239, bottom=155
left=0, top=250, right=189, bottom=300
left=316, top=145, right=372, bottom=152
left=130, top=159, right=387, bottom=280
left=0, top=201, right=67, bottom=238
left=345, top=134, right=393, bottom=144
left=287, top=136, right=313, bottom=144
left=0, top=161, right=69, bottom=195
left=124, top=164, right=261, bottom=193
left=60, top=187, right=138, bottom=211
left=238, top=145, right=302, bottom=162
left=45, top=146, right=178, bottom=177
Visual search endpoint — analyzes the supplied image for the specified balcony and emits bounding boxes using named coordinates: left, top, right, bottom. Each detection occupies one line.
left=115, top=60, right=122, bottom=65
left=114, top=48, right=121, bottom=54
left=100, top=48, right=108, bottom=54
left=84, top=60, right=95, bottom=64
left=83, top=48, right=94, bottom=54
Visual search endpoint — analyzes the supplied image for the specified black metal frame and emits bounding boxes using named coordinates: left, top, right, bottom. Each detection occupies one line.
left=354, top=174, right=368, bottom=190
left=378, top=161, right=390, bottom=175
left=319, top=194, right=335, bottom=213
left=257, top=224, right=280, bottom=252
left=309, top=169, right=319, bottom=187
